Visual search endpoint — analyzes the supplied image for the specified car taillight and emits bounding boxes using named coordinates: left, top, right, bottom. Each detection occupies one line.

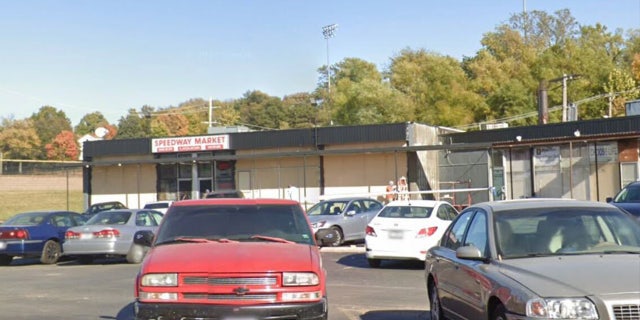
left=366, top=226, right=377, bottom=237
left=0, top=229, right=29, bottom=240
left=65, top=231, right=83, bottom=240
left=416, top=227, right=437, bottom=238
left=93, top=229, right=120, bottom=238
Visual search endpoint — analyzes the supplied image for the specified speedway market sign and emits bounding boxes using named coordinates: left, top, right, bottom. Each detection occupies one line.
left=152, top=135, right=230, bottom=153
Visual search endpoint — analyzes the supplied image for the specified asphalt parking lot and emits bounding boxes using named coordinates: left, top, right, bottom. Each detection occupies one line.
left=0, top=244, right=429, bottom=320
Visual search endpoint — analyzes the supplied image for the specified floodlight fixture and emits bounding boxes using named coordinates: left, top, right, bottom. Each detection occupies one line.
left=322, top=24, right=338, bottom=39
left=322, top=23, right=338, bottom=95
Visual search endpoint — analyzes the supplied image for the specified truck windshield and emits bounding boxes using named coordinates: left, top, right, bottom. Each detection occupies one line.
left=155, top=204, right=315, bottom=246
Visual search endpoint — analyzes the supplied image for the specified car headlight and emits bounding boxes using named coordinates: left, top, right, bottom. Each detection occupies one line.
left=140, top=273, right=178, bottom=287
left=283, top=272, right=319, bottom=286
left=312, top=221, right=327, bottom=229
left=526, top=298, right=598, bottom=319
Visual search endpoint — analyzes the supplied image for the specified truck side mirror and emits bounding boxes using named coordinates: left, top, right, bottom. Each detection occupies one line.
left=133, top=230, right=155, bottom=247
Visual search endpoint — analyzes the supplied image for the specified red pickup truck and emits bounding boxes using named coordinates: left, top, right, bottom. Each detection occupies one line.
left=132, top=198, right=328, bottom=320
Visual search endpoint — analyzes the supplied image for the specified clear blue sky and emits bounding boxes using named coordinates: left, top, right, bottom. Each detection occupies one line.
left=0, top=0, right=638, bottom=125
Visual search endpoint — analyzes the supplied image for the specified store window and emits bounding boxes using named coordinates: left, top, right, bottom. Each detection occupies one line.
left=155, top=152, right=237, bottom=201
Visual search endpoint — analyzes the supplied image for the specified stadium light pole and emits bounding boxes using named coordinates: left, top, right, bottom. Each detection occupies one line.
left=322, top=24, right=338, bottom=94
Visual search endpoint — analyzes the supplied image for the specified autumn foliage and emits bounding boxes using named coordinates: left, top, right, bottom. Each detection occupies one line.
left=45, top=130, right=79, bottom=161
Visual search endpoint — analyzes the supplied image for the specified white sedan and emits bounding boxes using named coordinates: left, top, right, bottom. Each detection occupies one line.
left=365, top=200, right=458, bottom=267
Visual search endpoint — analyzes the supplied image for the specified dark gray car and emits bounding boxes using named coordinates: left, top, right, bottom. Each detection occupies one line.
left=425, top=199, right=640, bottom=320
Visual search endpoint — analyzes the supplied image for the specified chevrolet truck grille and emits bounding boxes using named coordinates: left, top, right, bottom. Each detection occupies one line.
left=183, top=276, right=277, bottom=286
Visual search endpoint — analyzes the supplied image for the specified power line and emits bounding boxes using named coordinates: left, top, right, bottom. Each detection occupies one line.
left=455, top=88, right=640, bottom=130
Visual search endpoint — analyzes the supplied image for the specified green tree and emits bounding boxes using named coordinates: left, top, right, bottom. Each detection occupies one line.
left=282, top=93, right=320, bottom=128
left=30, top=106, right=72, bottom=159
left=389, top=49, right=484, bottom=126
left=45, top=130, right=79, bottom=161
left=75, top=112, right=110, bottom=136
left=116, top=107, right=153, bottom=139
left=0, top=119, right=42, bottom=159
left=603, top=68, right=639, bottom=117
left=236, top=91, right=285, bottom=130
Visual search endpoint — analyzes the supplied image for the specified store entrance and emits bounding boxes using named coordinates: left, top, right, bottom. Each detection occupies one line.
left=157, top=152, right=236, bottom=201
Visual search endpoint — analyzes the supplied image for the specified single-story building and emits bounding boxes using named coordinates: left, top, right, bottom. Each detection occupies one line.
left=82, top=115, right=640, bottom=210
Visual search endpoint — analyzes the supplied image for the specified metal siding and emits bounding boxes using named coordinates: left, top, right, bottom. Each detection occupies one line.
left=316, top=123, right=408, bottom=145
left=439, top=150, right=491, bottom=204
left=84, top=123, right=410, bottom=158
left=83, top=138, right=150, bottom=158
left=443, top=115, right=640, bottom=144
left=230, top=129, right=315, bottom=149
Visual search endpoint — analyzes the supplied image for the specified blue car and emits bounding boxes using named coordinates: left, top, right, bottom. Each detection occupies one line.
left=607, top=181, right=640, bottom=222
left=0, top=211, right=86, bottom=265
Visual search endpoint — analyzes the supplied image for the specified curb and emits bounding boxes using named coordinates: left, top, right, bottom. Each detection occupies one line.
left=319, top=245, right=366, bottom=253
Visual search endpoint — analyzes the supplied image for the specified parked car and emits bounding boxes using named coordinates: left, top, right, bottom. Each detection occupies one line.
left=306, top=197, right=384, bottom=246
left=0, top=210, right=85, bottom=265
left=84, top=201, right=127, bottom=217
left=63, top=209, right=164, bottom=264
left=142, top=200, right=174, bottom=214
left=425, top=199, right=640, bottom=320
left=204, top=189, right=245, bottom=198
left=607, top=180, right=640, bottom=221
left=132, top=198, right=327, bottom=320
left=365, top=200, right=458, bottom=267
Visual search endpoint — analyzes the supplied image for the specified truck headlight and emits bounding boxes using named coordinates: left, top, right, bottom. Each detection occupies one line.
left=526, top=298, right=598, bottom=319
left=283, top=272, right=319, bottom=286
left=140, top=273, right=178, bottom=287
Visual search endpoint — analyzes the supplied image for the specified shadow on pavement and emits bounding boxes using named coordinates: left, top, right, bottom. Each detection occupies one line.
left=335, top=253, right=425, bottom=270
left=360, top=310, right=429, bottom=320
left=106, top=302, right=135, bottom=320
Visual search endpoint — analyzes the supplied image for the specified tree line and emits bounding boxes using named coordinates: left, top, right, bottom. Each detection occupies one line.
left=1, top=9, right=639, bottom=161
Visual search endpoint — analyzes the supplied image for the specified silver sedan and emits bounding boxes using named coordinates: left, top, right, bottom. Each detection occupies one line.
left=425, top=199, right=640, bottom=320
left=63, top=209, right=163, bottom=264
left=307, top=197, right=384, bottom=246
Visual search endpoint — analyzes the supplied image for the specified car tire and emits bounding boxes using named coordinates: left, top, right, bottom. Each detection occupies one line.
left=126, top=244, right=145, bottom=264
left=0, top=254, right=13, bottom=266
left=40, top=240, right=61, bottom=264
left=328, top=226, right=343, bottom=247
left=492, top=303, right=507, bottom=320
left=429, top=283, right=444, bottom=320
left=78, top=256, right=94, bottom=265
left=367, top=258, right=381, bottom=268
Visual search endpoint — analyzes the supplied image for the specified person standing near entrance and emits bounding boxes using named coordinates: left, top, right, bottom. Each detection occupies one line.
left=397, top=176, right=408, bottom=200
left=286, top=185, right=299, bottom=202
left=385, top=180, right=396, bottom=203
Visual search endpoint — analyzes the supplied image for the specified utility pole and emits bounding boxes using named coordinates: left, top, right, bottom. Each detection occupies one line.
left=562, top=74, right=568, bottom=122
left=549, top=74, right=580, bottom=122
left=209, top=97, right=214, bottom=128
left=204, top=97, right=219, bottom=132
left=537, top=80, right=548, bottom=124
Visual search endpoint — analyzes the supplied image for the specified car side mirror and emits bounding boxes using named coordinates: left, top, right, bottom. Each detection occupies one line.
left=605, top=197, right=613, bottom=203
left=456, top=245, right=485, bottom=261
left=345, top=210, right=356, bottom=216
left=133, top=230, right=155, bottom=247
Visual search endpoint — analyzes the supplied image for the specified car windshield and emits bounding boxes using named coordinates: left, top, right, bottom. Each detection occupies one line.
left=493, top=207, right=640, bottom=259
left=376, top=205, right=433, bottom=218
left=613, top=185, right=640, bottom=203
left=155, top=204, right=315, bottom=246
left=144, top=203, right=170, bottom=210
left=307, top=200, right=349, bottom=216
left=85, top=211, right=132, bottom=225
left=3, top=212, right=48, bottom=226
